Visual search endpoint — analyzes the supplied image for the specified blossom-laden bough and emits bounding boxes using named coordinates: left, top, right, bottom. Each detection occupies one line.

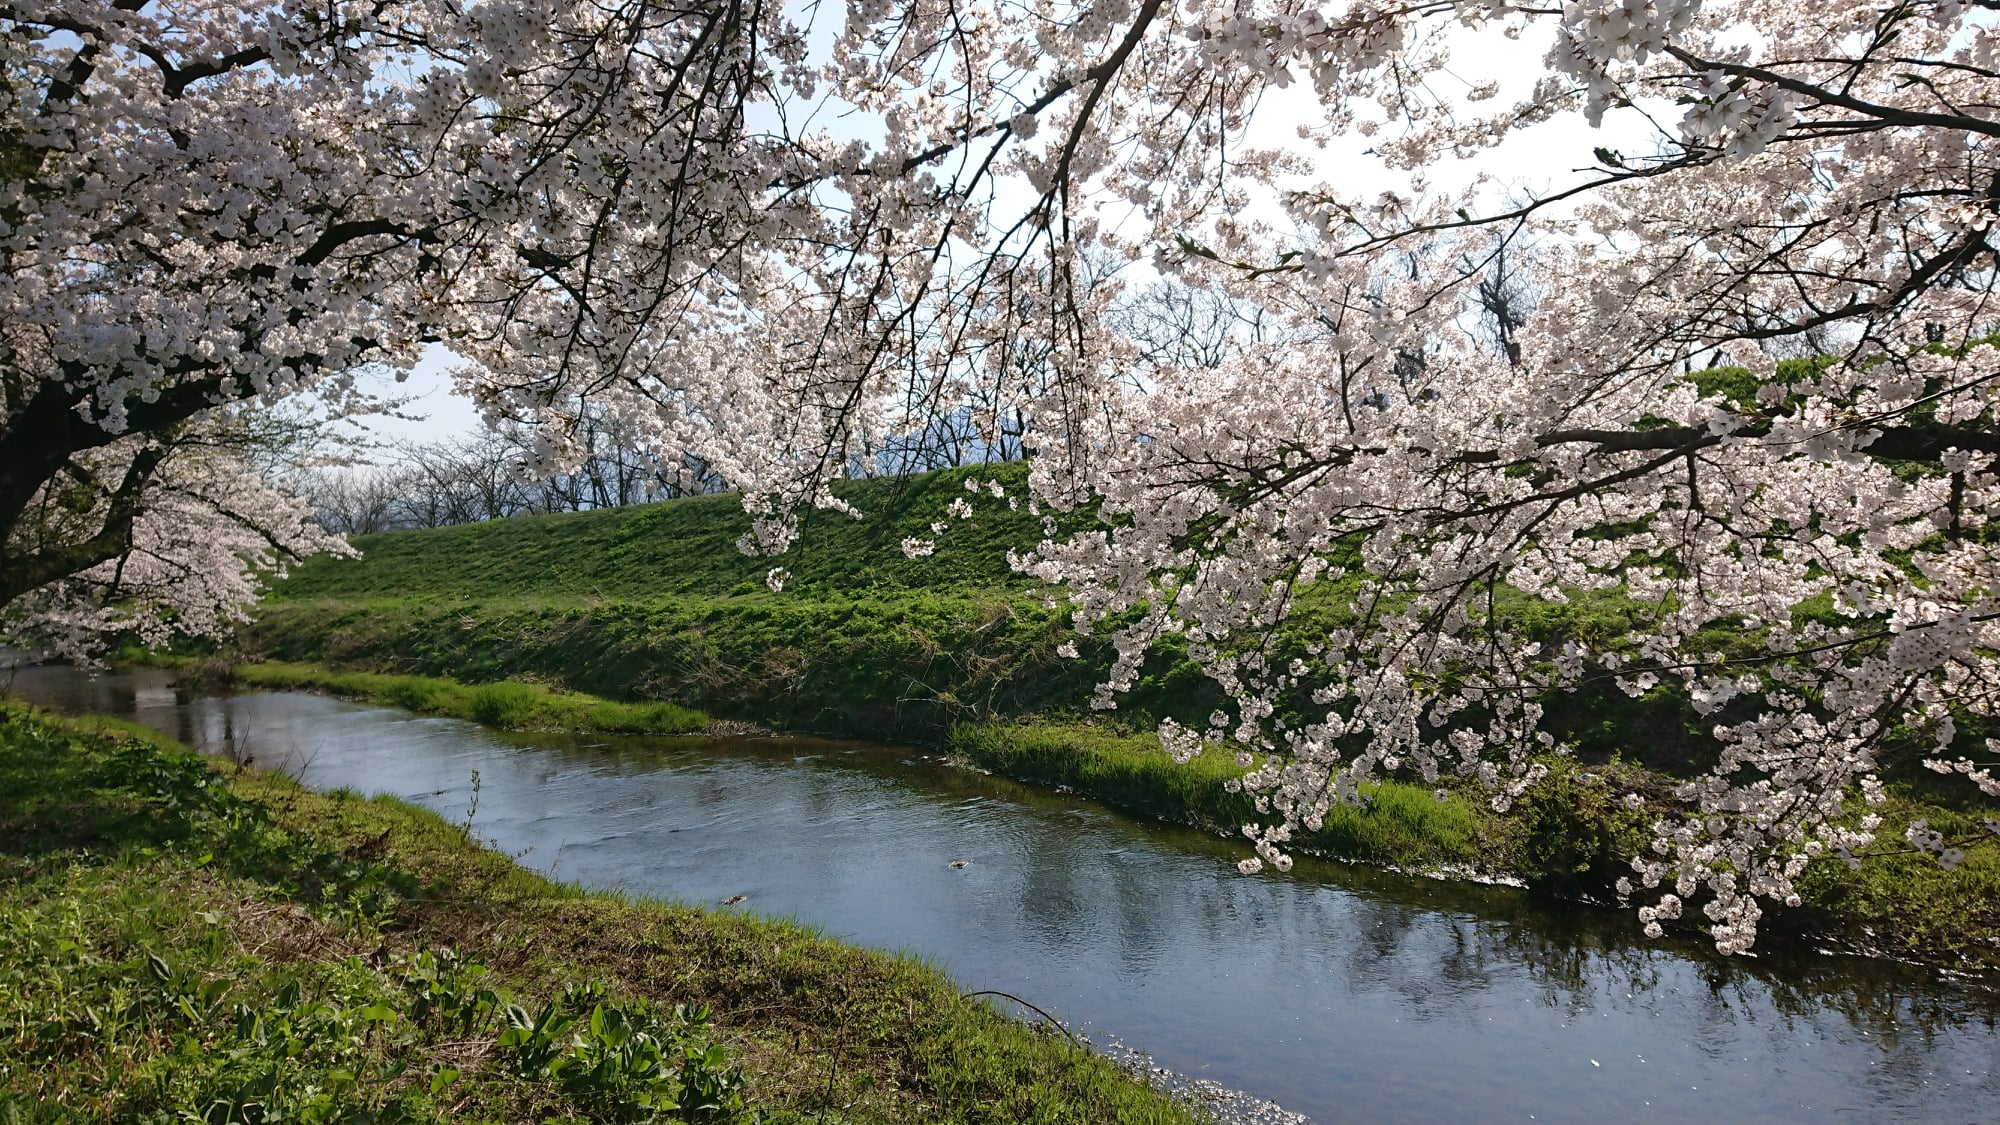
left=4, top=0, right=2000, bottom=949
left=1, top=416, right=355, bottom=662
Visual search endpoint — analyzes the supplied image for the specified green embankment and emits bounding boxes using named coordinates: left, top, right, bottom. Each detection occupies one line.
left=238, top=464, right=2000, bottom=969
left=233, top=661, right=710, bottom=735
left=0, top=703, right=1205, bottom=1123
left=271, top=466, right=1048, bottom=604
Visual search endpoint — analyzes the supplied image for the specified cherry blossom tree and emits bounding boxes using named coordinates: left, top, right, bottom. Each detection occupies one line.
left=6, top=0, right=2000, bottom=947
left=1, top=415, right=354, bottom=661
left=1009, top=0, right=2000, bottom=953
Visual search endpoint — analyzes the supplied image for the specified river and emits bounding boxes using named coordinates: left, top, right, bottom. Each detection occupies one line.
left=9, top=663, right=1999, bottom=1124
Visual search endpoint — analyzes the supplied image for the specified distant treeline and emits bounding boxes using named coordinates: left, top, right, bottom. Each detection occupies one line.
left=303, top=404, right=1030, bottom=537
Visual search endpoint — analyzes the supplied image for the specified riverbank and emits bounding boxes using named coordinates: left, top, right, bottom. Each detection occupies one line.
left=0, top=702, right=1209, bottom=1123
left=224, top=658, right=713, bottom=735
left=221, top=658, right=1503, bottom=875
left=182, top=657, right=2000, bottom=972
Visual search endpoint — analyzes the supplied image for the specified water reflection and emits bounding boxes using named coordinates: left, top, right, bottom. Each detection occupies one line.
left=9, top=663, right=1999, bottom=1125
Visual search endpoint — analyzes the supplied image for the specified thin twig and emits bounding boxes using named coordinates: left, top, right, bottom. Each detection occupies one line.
left=963, top=989, right=1081, bottom=1046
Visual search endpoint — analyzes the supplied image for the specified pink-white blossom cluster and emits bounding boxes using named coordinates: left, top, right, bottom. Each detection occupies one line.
left=1, top=424, right=353, bottom=662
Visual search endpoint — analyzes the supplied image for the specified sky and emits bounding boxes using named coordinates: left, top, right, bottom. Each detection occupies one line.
left=350, top=345, right=486, bottom=449
left=360, top=17, right=1661, bottom=453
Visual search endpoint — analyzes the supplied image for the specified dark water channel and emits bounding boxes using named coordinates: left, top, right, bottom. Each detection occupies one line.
left=12, top=664, right=2000, bottom=1124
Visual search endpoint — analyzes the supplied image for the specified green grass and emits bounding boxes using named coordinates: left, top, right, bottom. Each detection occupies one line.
left=1793, top=792, right=2000, bottom=966
left=0, top=703, right=1209, bottom=1124
left=271, top=465, right=1054, bottom=605
left=234, top=661, right=711, bottom=735
left=947, top=721, right=1491, bottom=871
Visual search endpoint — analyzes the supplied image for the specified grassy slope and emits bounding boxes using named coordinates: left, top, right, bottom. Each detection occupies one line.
left=254, top=465, right=1151, bottom=741
left=273, top=466, right=1046, bottom=604
left=242, top=466, right=2000, bottom=969
left=0, top=703, right=1204, bottom=1124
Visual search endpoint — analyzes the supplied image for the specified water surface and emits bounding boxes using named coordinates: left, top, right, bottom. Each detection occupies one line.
left=12, top=664, right=1999, bottom=1124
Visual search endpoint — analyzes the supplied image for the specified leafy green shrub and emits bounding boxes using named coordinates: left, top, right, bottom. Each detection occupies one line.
left=0, top=889, right=443, bottom=1124
left=397, top=948, right=502, bottom=1036
left=96, top=740, right=254, bottom=825
left=1508, top=759, right=1653, bottom=896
